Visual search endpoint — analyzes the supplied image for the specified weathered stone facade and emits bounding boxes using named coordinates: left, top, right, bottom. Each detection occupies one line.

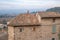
left=8, top=18, right=60, bottom=40
left=8, top=12, right=60, bottom=40
left=8, top=26, right=14, bottom=40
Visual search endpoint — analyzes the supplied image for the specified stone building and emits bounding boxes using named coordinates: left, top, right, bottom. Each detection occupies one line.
left=8, top=12, right=60, bottom=40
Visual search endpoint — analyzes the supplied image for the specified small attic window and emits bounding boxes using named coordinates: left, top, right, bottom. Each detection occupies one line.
left=33, top=27, right=35, bottom=31
left=53, top=18, right=55, bottom=23
left=20, top=28, right=24, bottom=32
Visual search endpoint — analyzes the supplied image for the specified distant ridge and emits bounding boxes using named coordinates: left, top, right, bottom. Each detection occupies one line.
left=46, top=7, right=60, bottom=13
left=0, top=14, right=16, bottom=18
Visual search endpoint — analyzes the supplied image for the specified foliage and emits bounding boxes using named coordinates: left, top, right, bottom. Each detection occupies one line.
left=46, top=7, right=60, bottom=13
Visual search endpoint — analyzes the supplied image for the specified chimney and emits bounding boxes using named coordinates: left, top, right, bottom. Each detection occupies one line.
left=26, top=10, right=29, bottom=13
left=36, top=12, right=41, bottom=23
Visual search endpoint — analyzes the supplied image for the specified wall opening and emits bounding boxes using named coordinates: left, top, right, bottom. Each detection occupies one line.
left=33, top=27, right=35, bottom=31
left=52, top=38, right=55, bottom=40
left=53, top=18, right=55, bottom=23
left=20, top=28, right=24, bottom=32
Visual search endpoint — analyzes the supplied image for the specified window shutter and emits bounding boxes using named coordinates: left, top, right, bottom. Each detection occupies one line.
left=52, top=24, right=56, bottom=34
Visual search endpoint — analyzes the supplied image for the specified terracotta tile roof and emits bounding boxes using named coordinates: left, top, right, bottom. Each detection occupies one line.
left=8, top=12, right=60, bottom=26
left=38, top=12, right=60, bottom=18
left=8, top=13, right=41, bottom=26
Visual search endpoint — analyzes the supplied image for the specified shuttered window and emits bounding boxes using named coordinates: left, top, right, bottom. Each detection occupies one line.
left=52, top=24, right=56, bottom=34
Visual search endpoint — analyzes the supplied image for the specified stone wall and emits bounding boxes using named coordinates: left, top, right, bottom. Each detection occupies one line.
left=14, top=18, right=60, bottom=40
left=41, top=18, right=60, bottom=40
left=8, top=26, right=14, bottom=40
left=41, top=18, right=53, bottom=25
left=8, top=18, right=60, bottom=40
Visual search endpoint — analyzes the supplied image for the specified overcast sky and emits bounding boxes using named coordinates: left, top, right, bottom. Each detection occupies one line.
left=0, top=0, right=60, bottom=10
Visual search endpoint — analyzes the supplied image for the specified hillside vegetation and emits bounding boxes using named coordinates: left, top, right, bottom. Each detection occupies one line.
left=46, top=7, right=60, bottom=13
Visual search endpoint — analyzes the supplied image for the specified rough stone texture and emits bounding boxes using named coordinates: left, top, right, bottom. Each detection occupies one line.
left=8, top=26, right=14, bottom=40
left=41, top=19, right=53, bottom=25
left=55, top=18, right=60, bottom=24
left=8, top=13, right=41, bottom=26
left=8, top=18, right=60, bottom=40
left=14, top=26, right=59, bottom=40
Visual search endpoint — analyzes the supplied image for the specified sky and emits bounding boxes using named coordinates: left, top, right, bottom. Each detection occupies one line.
left=0, top=0, right=60, bottom=11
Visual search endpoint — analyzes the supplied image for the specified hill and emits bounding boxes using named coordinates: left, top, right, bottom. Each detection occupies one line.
left=46, top=7, right=60, bottom=13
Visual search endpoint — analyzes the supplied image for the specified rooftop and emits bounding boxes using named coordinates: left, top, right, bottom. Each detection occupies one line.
left=38, top=12, right=60, bottom=18
left=8, top=13, right=41, bottom=26
left=8, top=12, right=60, bottom=26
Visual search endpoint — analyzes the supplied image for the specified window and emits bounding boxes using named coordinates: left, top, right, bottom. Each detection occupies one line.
left=52, top=38, right=55, bottom=40
left=33, top=27, right=35, bottom=31
left=20, top=28, right=23, bottom=32
left=52, top=24, right=56, bottom=34
left=53, top=18, right=55, bottom=22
